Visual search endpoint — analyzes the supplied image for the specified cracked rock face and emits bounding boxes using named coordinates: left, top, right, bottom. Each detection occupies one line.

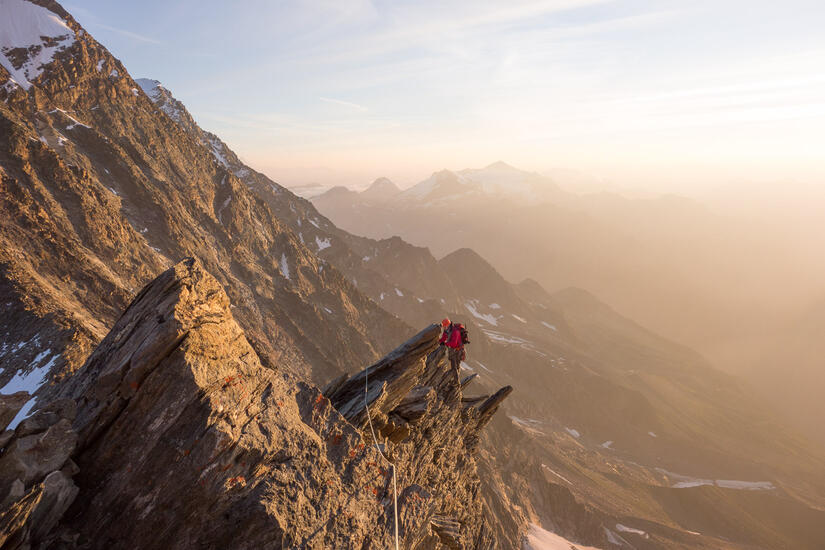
left=0, top=397, right=79, bottom=549
left=4, top=258, right=510, bottom=549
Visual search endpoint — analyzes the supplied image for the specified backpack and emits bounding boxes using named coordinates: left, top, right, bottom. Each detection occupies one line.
left=456, top=323, right=470, bottom=345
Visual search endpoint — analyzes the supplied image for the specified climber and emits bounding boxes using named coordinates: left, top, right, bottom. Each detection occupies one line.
left=439, top=318, right=469, bottom=372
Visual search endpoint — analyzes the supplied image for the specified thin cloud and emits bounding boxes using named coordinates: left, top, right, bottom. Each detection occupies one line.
left=319, top=97, right=368, bottom=111
left=87, top=22, right=162, bottom=44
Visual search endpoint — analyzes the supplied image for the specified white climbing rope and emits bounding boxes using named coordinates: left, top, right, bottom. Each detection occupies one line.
left=365, top=364, right=400, bottom=550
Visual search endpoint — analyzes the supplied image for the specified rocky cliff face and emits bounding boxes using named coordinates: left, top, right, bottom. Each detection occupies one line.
left=1, top=258, right=510, bottom=549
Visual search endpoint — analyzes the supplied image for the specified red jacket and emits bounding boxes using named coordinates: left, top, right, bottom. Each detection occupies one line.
left=439, top=324, right=463, bottom=349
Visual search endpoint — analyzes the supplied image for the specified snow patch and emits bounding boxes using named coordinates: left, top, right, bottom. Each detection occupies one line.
left=648, top=431, right=657, bottom=437
left=601, top=440, right=613, bottom=449
left=616, top=524, right=647, bottom=537
left=6, top=397, right=36, bottom=431
left=657, top=468, right=775, bottom=491
left=0, top=0, right=76, bottom=90
left=395, top=288, right=403, bottom=297
left=489, top=303, right=501, bottom=309
left=464, top=299, right=499, bottom=326
left=279, top=253, right=290, bottom=280
left=541, top=321, right=557, bottom=331
left=541, top=464, right=572, bottom=484
left=135, top=78, right=160, bottom=98
left=315, top=236, right=331, bottom=251
left=217, top=196, right=232, bottom=223
left=565, top=427, right=580, bottom=438
left=1, top=350, right=55, bottom=395
left=109, top=68, right=118, bottom=78
left=604, top=528, right=622, bottom=546
left=49, top=108, right=90, bottom=130
left=482, top=330, right=528, bottom=345
left=206, top=136, right=228, bottom=168
left=136, top=78, right=185, bottom=122
left=511, top=314, right=527, bottom=323
left=95, top=59, right=104, bottom=72
left=716, top=480, right=775, bottom=490
left=1, top=350, right=59, bottom=430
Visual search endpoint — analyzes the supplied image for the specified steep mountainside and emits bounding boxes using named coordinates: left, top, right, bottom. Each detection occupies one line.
left=0, top=0, right=411, bottom=394
left=126, top=78, right=469, bottom=335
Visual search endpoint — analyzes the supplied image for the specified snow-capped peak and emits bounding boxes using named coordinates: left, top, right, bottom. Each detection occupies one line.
left=0, top=0, right=76, bottom=91
left=135, top=78, right=163, bottom=100
left=135, top=78, right=187, bottom=123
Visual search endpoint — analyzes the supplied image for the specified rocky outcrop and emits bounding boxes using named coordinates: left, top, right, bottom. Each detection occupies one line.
left=0, top=397, right=79, bottom=549
left=324, top=324, right=512, bottom=548
left=0, top=258, right=510, bottom=548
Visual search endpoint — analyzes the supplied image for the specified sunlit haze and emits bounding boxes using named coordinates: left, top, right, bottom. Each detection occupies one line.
left=65, top=0, right=825, bottom=192
left=5, top=2, right=825, bottom=546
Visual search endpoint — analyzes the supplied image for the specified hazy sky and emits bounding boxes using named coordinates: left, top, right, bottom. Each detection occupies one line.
left=66, top=0, right=825, bottom=192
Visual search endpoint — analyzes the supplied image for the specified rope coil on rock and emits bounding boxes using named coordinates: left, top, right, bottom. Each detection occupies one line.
left=365, top=364, right=400, bottom=550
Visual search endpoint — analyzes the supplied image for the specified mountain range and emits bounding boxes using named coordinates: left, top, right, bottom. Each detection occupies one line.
left=2, top=1, right=825, bottom=549
left=313, top=163, right=825, bottom=448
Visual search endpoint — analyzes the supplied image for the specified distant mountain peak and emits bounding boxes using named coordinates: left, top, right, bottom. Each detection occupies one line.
left=484, top=161, right=518, bottom=171
left=369, top=176, right=395, bottom=188
left=439, top=247, right=507, bottom=283
left=361, top=177, right=401, bottom=201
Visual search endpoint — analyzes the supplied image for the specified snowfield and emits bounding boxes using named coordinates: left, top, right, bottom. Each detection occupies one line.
left=279, top=253, right=290, bottom=280
left=0, top=0, right=76, bottom=90
left=616, top=523, right=648, bottom=538
left=315, top=236, right=331, bottom=251
left=1, top=349, right=58, bottom=430
left=656, top=468, right=775, bottom=491
left=464, top=299, right=500, bottom=326
left=482, top=330, right=528, bottom=345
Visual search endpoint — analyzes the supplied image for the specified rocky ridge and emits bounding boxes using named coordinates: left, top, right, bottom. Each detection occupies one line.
left=0, top=258, right=511, bottom=549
